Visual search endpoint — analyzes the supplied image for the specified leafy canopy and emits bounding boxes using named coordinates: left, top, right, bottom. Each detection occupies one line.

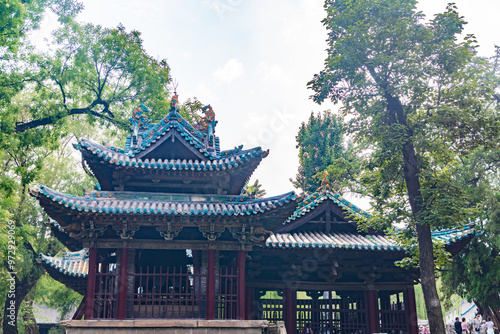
left=309, top=0, right=500, bottom=331
left=310, top=0, right=499, bottom=230
left=293, top=111, right=355, bottom=194
left=9, top=22, right=171, bottom=135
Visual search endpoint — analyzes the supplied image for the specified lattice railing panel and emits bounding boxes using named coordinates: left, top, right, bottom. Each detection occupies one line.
left=215, top=265, right=238, bottom=320
left=128, top=265, right=206, bottom=319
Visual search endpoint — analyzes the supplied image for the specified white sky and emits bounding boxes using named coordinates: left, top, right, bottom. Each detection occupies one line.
left=33, top=0, right=499, bottom=202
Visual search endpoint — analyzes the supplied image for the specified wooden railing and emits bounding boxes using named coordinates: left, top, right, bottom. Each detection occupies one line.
left=215, top=266, right=238, bottom=319
left=93, top=271, right=118, bottom=319
left=128, top=265, right=206, bottom=319
left=379, top=291, right=408, bottom=333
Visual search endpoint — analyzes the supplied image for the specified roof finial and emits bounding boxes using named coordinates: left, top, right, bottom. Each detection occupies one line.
left=171, top=93, right=178, bottom=109
left=321, top=171, right=331, bottom=192
left=170, top=80, right=179, bottom=113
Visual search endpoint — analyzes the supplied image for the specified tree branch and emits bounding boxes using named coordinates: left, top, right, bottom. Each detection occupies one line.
left=15, top=104, right=127, bottom=133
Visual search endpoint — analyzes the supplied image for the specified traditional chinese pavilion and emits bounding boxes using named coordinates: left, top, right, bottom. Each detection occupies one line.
left=33, top=95, right=475, bottom=334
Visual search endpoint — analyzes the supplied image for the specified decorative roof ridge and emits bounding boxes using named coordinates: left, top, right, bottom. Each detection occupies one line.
left=284, top=187, right=369, bottom=225
left=129, top=96, right=220, bottom=159
left=131, top=113, right=210, bottom=158
left=430, top=223, right=476, bottom=236
left=389, top=223, right=477, bottom=246
left=220, top=145, right=243, bottom=156
left=239, top=191, right=296, bottom=204
left=75, top=139, right=268, bottom=171
left=294, top=172, right=368, bottom=216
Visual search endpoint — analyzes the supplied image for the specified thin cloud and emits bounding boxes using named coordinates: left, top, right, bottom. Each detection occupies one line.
left=214, top=59, right=244, bottom=84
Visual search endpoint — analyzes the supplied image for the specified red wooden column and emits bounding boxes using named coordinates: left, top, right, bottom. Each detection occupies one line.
left=84, top=247, right=97, bottom=319
left=237, top=250, right=246, bottom=319
left=245, top=286, right=255, bottom=320
left=365, top=289, right=378, bottom=334
left=284, top=288, right=296, bottom=334
left=117, top=248, right=128, bottom=320
left=206, top=249, right=216, bottom=319
left=407, top=286, right=419, bottom=334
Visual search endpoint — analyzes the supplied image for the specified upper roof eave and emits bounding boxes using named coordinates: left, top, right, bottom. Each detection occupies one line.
left=30, top=185, right=297, bottom=218
left=76, top=138, right=268, bottom=172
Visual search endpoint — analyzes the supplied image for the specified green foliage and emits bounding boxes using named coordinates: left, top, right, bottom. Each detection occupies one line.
left=293, top=110, right=356, bottom=194
left=48, top=325, right=66, bottom=334
left=242, top=179, right=267, bottom=199
left=440, top=145, right=500, bottom=321
left=9, top=22, right=171, bottom=134
left=0, top=0, right=82, bottom=53
left=0, top=2, right=208, bottom=330
left=309, top=0, right=500, bottom=329
left=310, top=0, right=499, bottom=262
left=34, top=274, right=82, bottom=320
left=178, top=97, right=206, bottom=124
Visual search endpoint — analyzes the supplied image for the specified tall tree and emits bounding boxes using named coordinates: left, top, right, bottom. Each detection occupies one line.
left=6, top=22, right=170, bottom=136
left=441, top=146, right=500, bottom=325
left=293, top=110, right=352, bottom=193
left=308, top=0, right=500, bottom=331
left=0, top=0, right=83, bottom=107
left=0, top=3, right=179, bottom=331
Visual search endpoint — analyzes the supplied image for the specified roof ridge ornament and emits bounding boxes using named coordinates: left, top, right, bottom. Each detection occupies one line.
left=169, top=91, right=179, bottom=115
left=130, top=103, right=151, bottom=130
left=321, top=171, right=332, bottom=192
left=194, top=105, right=217, bottom=132
left=194, top=104, right=218, bottom=154
left=169, top=80, right=180, bottom=115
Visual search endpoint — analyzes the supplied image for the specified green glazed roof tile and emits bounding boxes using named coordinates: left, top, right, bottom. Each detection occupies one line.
left=30, top=186, right=296, bottom=217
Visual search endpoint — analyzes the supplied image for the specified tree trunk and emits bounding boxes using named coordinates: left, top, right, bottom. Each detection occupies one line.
left=23, top=297, right=40, bottom=334
left=2, top=243, right=43, bottom=334
left=415, top=223, right=445, bottom=333
left=3, top=272, right=21, bottom=334
left=403, top=139, right=445, bottom=333
left=384, top=92, right=446, bottom=333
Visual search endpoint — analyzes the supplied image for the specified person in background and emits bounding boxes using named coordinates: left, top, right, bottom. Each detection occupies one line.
left=471, top=314, right=482, bottom=334
left=463, top=317, right=469, bottom=334
left=481, top=320, right=487, bottom=334
left=455, top=317, right=463, bottom=334
left=485, top=316, right=497, bottom=334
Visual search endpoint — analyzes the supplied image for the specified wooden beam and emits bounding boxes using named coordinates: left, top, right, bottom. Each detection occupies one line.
left=365, top=289, right=378, bottom=333
left=117, top=248, right=128, bottom=320
left=237, top=250, right=246, bottom=320
left=407, top=286, right=419, bottom=334
left=72, top=296, right=86, bottom=320
left=245, top=280, right=414, bottom=291
left=114, top=181, right=219, bottom=190
left=206, top=249, right=215, bottom=320
left=284, top=288, right=296, bottom=334
left=84, top=248, right=97, bottom=319
left=83, top=239, right=250, bottom=251
left=245, top=286, right=255, bottom=320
